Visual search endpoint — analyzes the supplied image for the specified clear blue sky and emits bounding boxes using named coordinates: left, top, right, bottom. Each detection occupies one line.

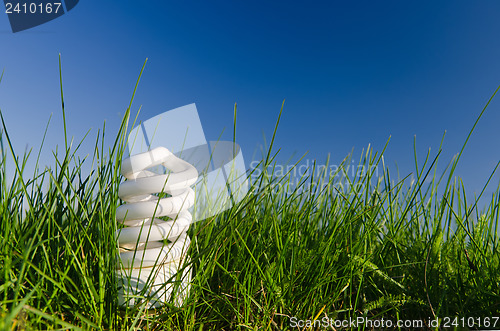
left=1, top=1, right=500, bottom=199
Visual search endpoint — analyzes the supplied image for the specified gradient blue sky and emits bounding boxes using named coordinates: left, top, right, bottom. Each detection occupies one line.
left=1, top=1, right=500, bottom=198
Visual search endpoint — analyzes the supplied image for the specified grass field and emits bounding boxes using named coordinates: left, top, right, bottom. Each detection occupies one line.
left=1, top=62, right=500, bottom=330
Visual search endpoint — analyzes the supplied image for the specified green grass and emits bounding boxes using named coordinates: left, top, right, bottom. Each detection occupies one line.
left=1, top=60, right=500, bottom=330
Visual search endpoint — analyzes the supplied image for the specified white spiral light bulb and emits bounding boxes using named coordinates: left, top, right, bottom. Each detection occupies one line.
left=116, top=146, right=198, bottom=308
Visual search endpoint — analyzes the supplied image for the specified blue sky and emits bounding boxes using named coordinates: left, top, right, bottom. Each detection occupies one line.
left=1, top=1, right=500, bottom=199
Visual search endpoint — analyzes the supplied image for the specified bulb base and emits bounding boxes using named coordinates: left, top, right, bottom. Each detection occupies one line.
left=117, top=257, right=192, bottom=308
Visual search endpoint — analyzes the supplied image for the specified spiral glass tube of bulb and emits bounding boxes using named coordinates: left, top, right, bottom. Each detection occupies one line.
left=115, top=147, right=198, bottom=308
